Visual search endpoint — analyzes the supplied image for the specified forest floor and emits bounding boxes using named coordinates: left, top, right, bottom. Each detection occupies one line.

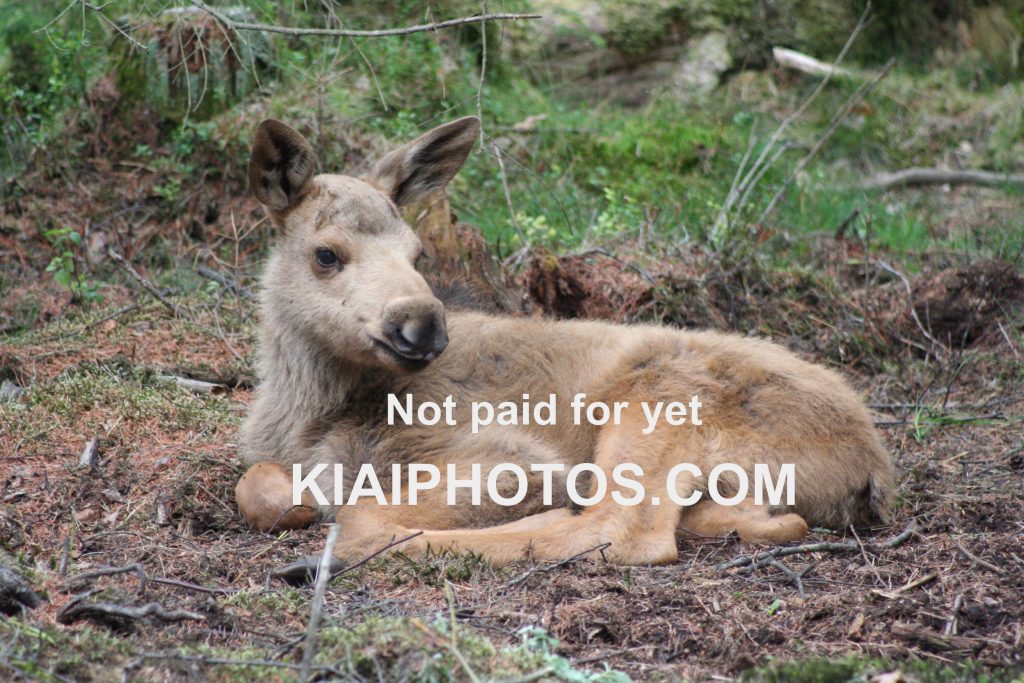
left=2, top=215, right=1023, bottom=681
left=3, top=9, right=1024, bottom=678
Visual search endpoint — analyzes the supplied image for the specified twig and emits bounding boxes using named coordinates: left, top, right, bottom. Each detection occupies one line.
left=875, top=411, right=1005, bottom=427
left=955, top=539, right=1004, bottom=575
left=150, top=576, right=238, bottom=594
left=106, top=248, right=177, bottom=315
left=301, top=523, right=339, bottom=683
left=196, top=264, right=255, bottom=300
left=476, top=1, right=488, bottom=149
left=945, top=593, right=964, bottom=636
left=491, top=142, right=528, bottom=248
left=876, top=258, right=943, bottom=354
left=833, top=208, right=860, bottom=240
left=764, top=557, right=811, bottom=599
left=508, top=542, right=612, bottom=586
left=270, top=531, right=424, bottom=583
left=192, top=1, right=539, bottom=38
left=337, top=530, right=424, bottom=577
left=862, top=167, right=1024, bottom=191
left=713, top=2, right=872, bottom=238
left=38, top=303, right=139, bottom=342
left=758, top=57, right=896, bottom=224
left=68, top=564, right=147, bottom=596
left=850, top=524, right=884, bottom=585
left=716, top=522, right=915, bottom=572
left=67, top=563, right=239, bottom=598
left=576, top=248, right=656, bottom=285
left=871, top=571, right=937, bottom=599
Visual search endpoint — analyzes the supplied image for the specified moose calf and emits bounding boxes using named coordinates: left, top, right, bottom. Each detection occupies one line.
left=235, top=116, right=895, bottom=567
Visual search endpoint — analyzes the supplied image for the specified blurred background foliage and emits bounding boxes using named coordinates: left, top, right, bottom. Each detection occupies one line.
left=1, top=0, right=1023, bottom=275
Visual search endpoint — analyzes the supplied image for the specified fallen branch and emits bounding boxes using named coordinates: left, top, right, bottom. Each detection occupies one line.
left=192, top=1, right=539, bottom=38
left=773, top=47, right=856, bottom=79
left=716, top=522, right=915, bottom=572
left=57, top=595, right=205, bottom=626
left=861, top=167, right=1024, bottom=191
left=763, top=556, right=812, bottom=599
left=107, top=248, right=178, bottom=315
left=891, top=622, right=980, bottom=653
left=0, top=564, right=42, bottom=614
left=156, top=374, right=228, bottom=395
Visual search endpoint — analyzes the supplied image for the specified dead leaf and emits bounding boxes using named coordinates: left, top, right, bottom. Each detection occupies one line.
left=848, top=612, right=866, bottom=638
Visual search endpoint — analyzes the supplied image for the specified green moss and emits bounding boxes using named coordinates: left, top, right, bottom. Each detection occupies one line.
left=741, top=655, right=1018, bottom=682
left=316, top=618, right=630, bottom=682
left=601, top=0, right=685, bottom=56
left=0, top=617, right=134, bottom=683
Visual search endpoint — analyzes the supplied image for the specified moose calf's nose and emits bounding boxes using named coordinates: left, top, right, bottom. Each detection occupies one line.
left=384, top=301, right=448, bottom=360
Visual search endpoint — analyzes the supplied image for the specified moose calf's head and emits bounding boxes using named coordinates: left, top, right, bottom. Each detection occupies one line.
left=248, top=116, right=480, bottom=372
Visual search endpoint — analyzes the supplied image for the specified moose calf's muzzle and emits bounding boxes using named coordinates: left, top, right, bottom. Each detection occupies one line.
left=382, top=297, right=448, bottom=363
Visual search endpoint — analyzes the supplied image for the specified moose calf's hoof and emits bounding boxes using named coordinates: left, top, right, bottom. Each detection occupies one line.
left=236, top=462, right=318, bottom=532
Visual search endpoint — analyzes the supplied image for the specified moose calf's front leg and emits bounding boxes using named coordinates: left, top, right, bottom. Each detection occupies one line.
left=401, top=406, right=687, bottom=565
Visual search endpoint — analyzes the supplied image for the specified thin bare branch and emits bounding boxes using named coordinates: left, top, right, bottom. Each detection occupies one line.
left=191, top=1, right=539, bottom=38
left=301, top=523, right=339, bottom=683
left=107, top=248, right=178, bottom=316
left=757, top=58, right=896, bottom=224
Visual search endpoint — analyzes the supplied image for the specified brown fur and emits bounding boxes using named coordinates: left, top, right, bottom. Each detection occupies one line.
left=236, top=117, right=895, bottom=566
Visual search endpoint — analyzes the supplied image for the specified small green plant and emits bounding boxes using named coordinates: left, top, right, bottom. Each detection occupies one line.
left=43, top=227, right=101, bottom=304
left=509, top=625, right=630, bottom=682
left=515, top=211, right=559, bottom=247
left=591, top=187, right=643, bottom=244
left=153, top=176, right=183, bottom=204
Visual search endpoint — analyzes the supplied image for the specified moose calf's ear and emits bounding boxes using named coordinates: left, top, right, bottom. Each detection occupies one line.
left=366, top=116, right=480, bottom=208
left=248, top=120, right=317, bottom=212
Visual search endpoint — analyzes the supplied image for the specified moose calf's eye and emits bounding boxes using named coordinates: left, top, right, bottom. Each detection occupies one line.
left=315, top=248, right=339, bottom=268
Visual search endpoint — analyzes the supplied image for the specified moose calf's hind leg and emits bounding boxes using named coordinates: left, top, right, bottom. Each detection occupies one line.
left=236, top=462, right=318, bottom=532
left=679, top=499, right=809, bottom=544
